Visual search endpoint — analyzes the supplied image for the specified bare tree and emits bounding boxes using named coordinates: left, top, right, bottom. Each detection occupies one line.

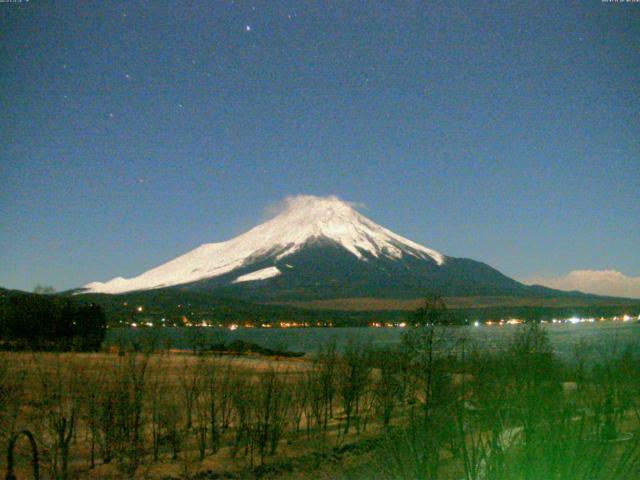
left=338, top=340, right=371, bottom=435
left=254, top=368, right=289, bottom=464
left=36, top=355, right=83, bottom=480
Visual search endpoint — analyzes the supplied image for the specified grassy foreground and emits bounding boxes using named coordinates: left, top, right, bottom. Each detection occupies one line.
left=1, top=324, right=640, bottom=479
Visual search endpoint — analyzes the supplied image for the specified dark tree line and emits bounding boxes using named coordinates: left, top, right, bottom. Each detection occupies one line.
left=0, top=293, right=106, bottom=351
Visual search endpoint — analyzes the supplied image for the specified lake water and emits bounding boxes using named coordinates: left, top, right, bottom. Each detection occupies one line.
left=106, top=321, right=640, bottom=361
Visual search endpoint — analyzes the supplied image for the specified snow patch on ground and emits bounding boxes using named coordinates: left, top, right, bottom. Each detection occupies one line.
left=232, top=266, right=282, bottom=284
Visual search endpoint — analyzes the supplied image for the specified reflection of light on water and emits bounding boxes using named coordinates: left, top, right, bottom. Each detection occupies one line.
left=107, top=316, right=640, bottom=356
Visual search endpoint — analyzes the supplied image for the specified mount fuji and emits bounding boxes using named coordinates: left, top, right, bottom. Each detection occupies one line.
left=80, top=195, right=560, bottom=301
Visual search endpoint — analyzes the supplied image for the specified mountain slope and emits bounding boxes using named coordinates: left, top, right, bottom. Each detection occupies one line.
left=82, top=195, right=444, bottom=295
left=80, top=195, right=592, bottom=301
left=179, top=240, right=540, bottom=301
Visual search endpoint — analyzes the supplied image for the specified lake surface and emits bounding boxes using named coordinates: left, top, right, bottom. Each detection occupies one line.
left=106, top=321, right=640, bottom=361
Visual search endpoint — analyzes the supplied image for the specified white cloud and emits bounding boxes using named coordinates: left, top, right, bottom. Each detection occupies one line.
left=524, top=270, right=640, bottom=299
left=262, top=194, right=364, bottom=219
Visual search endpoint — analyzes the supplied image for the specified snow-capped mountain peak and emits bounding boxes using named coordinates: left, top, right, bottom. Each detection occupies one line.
left=82, top=195, right=444, bottom=294
left=259, top=195, right=444, bottom=263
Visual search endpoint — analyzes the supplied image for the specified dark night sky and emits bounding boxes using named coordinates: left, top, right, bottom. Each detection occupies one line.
left=1, top=1, right=639, bottom=294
